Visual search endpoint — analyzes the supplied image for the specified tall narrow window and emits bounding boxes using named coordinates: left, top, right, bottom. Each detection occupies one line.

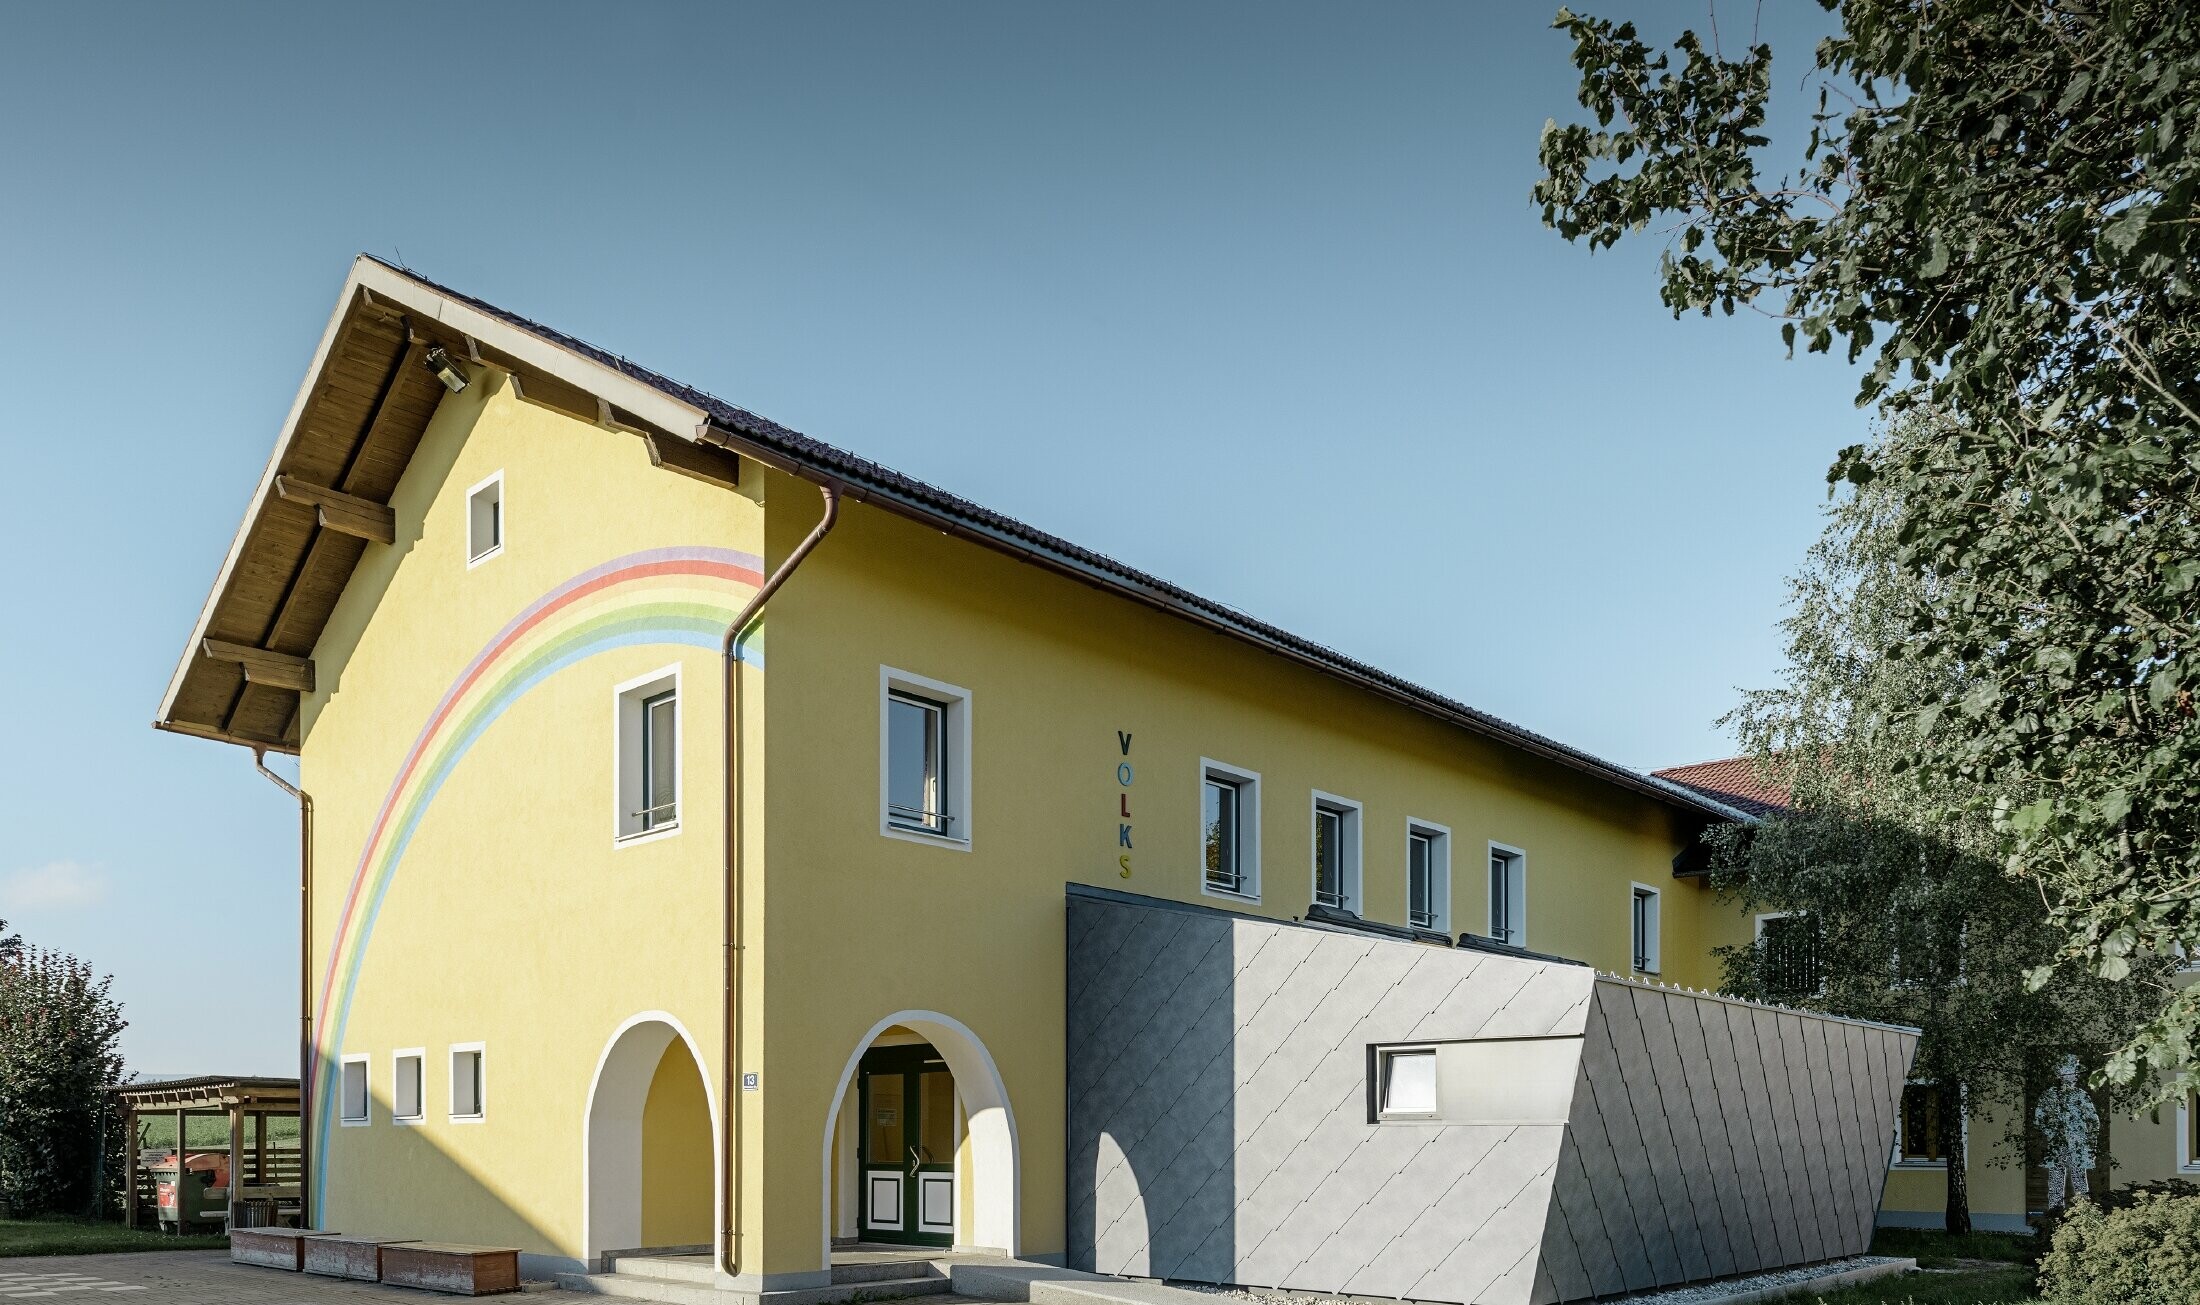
left=879, top=669, right=972, bottom=847
left=1631, top=885, right=1661, bottom=973
left=451, top=1045, right=486, bottom=1121
left=1897, top=1083, right=1945, bottom=1164
left=640, top=689, right=678, bottom=831
left=1199, top=760, right=1260, bottom=898
left=1311, top=794, right=1360, bottom=913
left=1407, top=822, right=1450, bottom=932
left=616, top=667, right=681, bottom=842
left=1488, top=846, right=1526, bottom=945
left=340, top=1056, right=370, bottom=1126
left=393, top=1050, right=424, bottom=1124
left=1204, top=776, right=1242, bottom=893
left=466, top=471, right=504, bottom=565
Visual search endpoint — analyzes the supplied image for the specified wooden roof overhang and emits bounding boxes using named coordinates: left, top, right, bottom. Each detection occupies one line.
left=155, top=258, right=738, bottom=753
left=112, top=1075, right=301, bottom=1113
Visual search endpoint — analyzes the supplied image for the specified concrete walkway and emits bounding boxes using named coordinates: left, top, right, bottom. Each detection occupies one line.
left=0, top=1250, right=597, bottom=1302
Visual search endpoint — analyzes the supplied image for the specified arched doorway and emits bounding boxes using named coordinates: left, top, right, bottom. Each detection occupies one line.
left=585, top=1013, right=719, bottom=1269
left=820, top=1012, right=1018, bottom=1263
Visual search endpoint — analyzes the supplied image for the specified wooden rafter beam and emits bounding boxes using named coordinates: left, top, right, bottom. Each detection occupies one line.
left=273, top=475, right=396, bottom=545
left=202, top=638, right=315, bottom=693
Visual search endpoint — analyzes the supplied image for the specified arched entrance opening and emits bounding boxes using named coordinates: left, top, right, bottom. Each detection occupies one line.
left=585, top=1014, right=719, bottom=1270
left=820, top=1011, right=1018, bottom=1263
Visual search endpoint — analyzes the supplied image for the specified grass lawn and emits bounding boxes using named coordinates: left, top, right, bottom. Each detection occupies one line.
left=1796, top=1228, right=2040, bottom=1304
left=0, top=1215, right=226, bottom=1257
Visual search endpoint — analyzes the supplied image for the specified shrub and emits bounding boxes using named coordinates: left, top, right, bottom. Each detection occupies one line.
left=2036, top=1189, right=2200, bottom=1305
left=0, top=946, right=127, bottom=1216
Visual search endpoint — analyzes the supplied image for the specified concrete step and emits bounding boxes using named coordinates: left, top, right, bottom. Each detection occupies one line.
left=832, top=1258, right=944, bottom=1285
left=613, top=1255, right=717, bottom=1285
left=556, top=1268, right=955, bottom=1305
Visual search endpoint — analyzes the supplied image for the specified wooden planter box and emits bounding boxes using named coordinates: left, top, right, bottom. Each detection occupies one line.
left=378, top=1242, right=521, bottom=1296
left=303, top=1235, right=418, bottom=1281
left=230, top=1227, right=337, bottom=1270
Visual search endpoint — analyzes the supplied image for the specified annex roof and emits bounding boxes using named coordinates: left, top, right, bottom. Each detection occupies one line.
left=158, top=255, right=1754, bottom=824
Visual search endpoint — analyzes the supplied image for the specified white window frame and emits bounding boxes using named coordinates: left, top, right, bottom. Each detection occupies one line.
left=465, top=469, right=505, bottom=567
left=449, top=1042, right=487, bottom=1124
left=879, top=667, right=973, bottom=850
left=1309, top=791, right=1363, bottom=914
left=2179, top=1089, right=2200, bottom=1174
left=1406, top=819, right=1452, bottom=934
left=391, top=1047, right=426, bottom=1125
left=339, top=1054, right=371, bottom=1127
left=1375, top=1044, right=1440, bottom=1122
left=1487, top=843, right=1527, bottom=946
left=613, top=663, right=683, bottom=846
left=1198, top=759, right=1261, bottom=902
left=1630, top=883, right=1662, bottom=975
left=1890, top=1080, right=1962, bottom=1169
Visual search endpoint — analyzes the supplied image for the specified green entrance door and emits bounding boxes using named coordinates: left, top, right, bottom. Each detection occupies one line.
left=856, top=1045, right=956, bottom=1246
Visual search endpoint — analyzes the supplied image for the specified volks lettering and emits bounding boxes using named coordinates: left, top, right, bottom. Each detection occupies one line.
left=1118, top=824, right=1133, bottom=849
left=1118, top=731, right=1133, bottom=755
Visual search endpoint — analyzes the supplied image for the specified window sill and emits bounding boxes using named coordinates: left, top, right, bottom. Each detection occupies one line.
left=615, top=823, right=682, bottom=849
left=1200, top=883, right=1260, bottom=905
left=1890, top=1160, right=1948, bottom=1170
left=1377, top=1113, right=1440, bottom=1124
left=450, top=1114, right=486, bottom=1126
left=392, top=1115, right=425, bottom=1128
left=339, top=1117, right=370, bottom=1128
left=883, top=822, right=971, bottom=852
left=467, top=545, right=504, bottom=570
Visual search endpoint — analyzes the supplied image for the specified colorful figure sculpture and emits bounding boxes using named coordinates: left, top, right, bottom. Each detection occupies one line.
left=2033, top=1055, right=2099, bottom=1210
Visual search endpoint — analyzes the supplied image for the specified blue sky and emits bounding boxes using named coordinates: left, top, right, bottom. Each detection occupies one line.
left=0, top=2, right=1861, bottom=1073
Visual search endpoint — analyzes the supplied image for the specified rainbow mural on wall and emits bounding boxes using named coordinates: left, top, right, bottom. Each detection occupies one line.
left=307, top=544, right=765, bottom=1209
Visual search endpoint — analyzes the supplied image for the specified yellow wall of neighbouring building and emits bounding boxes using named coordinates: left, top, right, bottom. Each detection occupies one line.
left=298, top=377, right=762, bottom=1261
left=642, top=1039, right=716, bottom=1247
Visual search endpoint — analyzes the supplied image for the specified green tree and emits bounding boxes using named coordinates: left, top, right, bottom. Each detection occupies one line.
left=0, top=920, right=20, bottom=966
left=1534, top=2, right=2200, bottom=1100
left=0, top=942, right=128, bottom=1215
left=1710, top=429, right=2167, bottom=1232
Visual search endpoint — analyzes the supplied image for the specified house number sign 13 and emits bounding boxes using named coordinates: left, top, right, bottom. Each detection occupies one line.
left=1116, top=731, right=1133, bottom=878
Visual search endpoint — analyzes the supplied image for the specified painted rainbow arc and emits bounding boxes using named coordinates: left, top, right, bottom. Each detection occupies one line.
left=307, top=545, right=764, bottom=1207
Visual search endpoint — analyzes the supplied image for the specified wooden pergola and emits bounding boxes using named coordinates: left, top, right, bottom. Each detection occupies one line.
left=114, top=1076, right=301, bottom=1230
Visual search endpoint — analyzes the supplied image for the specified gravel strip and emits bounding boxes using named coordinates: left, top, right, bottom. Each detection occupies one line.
left=1171, top=1256, right=1908, bottom=1305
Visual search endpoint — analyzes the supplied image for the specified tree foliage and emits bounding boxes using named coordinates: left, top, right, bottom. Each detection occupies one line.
left=1709, top=435, right=2167, bottom=1230
left=0, top=942, right=127, bottom=1215
left=1535, top=1, right=2200, bottom=1098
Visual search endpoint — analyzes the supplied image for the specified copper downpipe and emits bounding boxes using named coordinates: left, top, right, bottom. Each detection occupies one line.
left=720, top=483, right=840, bottom=1280
left=253, top=748, right=312, bottom=1228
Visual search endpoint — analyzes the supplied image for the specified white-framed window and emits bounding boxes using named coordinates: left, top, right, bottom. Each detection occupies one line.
left=880, top=667, right=972, bottom=848
left=1199, top=760, right=1261, bottom=900
left=339, top=1054, right=371, bottom=1126
left=2179, top=1089, right=2200, bottom=1173
left=614, top=664, right=682, bottom=844
left=450, top=1043, right=486, bottom=1122
left=1407, top=820, right=1451, bottom=933
left=466, top=470, right=504, bottom=566
left=1310, top=792, right=1362, bottom=914
left=1375, top=1045, right=1439, bottom=1120
left=1488, top=844, right=1527, bottom=946
left=1630, top=883, right=1661, bottom=974
left=1756, top=911, right=1823, bottom=1000
left=392, top=1048, right=425, bottom=1124
left=1892, top=1081, right=1958, bottom=1168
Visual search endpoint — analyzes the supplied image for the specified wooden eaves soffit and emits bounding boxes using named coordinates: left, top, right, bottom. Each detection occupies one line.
left=154, top=257, right=739, bottom=754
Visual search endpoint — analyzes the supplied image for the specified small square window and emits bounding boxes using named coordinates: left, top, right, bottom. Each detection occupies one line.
left=1377, top=1047, right=1438, bottom=1119
left=1407, top=822, right=1451, bottom=933
left=450, top=1044, right=486, bottom=1121
left=466, top=471, right=504, bottom=565
left=1488, top=845, right=1527, bottom=946
left=340, top=1055, right=370, bottom=1126
left=880, top=668, right=971, bottom=847
left=1631, top=885, right=1661, bottom=974
left=393, top=1049, right=425, bottom=1123
left=615, top=666, right=681, bottom=843
left=1199, top=760, right=1260, bottom=899
left=1757, top=912, right=1823, bottom=1000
